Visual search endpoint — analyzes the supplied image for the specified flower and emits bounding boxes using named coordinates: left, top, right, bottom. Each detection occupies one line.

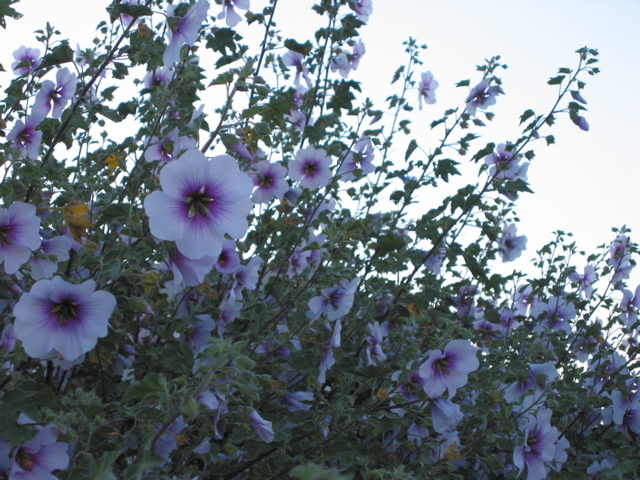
left=568, top=265, right=596, bottom=298
left=282, top=50, right=312, bottom=89
left=531, top=295, right=576, bottom=333
left=0, top=202, right=41, bottom=274
left=144, top=149, right=253, bottom=260
left=164, top=0, right=210, bottom=66
left=9, top=424, right=69, bottom=480
left=144, top=129, right=197, bottom=163
left=218, top=0, right=250, bottom=27
left=513, top=408, right=568, bottom=480
left=143, top=66, right=175, bottom=90
left=32, top=67, right=77, bottom=119
left=499, top=223, right=527, bottom=262
left=607, top=235, right=634, bottom=284
left=250, top=160, right=289, bottom=204
left=283, top=392, right=314, bottom=412
left=13, top=276, right=116, bottom=360
left=248, top=410, right=274, bottom=443
left=307, top=277, right=360, bottom=322
left=289, top=146, right=332, bottom=190
left=418, top=71, right=438, bottom=109
left=352, top=0, right=373, bottom=22
left=29, top=235, right=72, bottom=280
left=484, top=143, right=528, bottom=181
left=7, top=115, right=43, bottom=159
left=11, top=46, right=41, bottom=76
left=465, top=79, right=504, bottom=116
left=418, top=339, right=479, bottom=398
left=337, top=137, right=375, bottom=181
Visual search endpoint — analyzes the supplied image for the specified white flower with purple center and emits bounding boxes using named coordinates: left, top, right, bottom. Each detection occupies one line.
left=144, top=149, right=253, bottom=260
left=11, top=46, right=41, bottom=76
left=13, top=276, right=116, bottom=360
left=7, top=115, right=43, bottom=159
left=484, top=143, right=528, bottom=181
left=250, top=160, right=289, bottom=204
left=418, top=71, right=438, bottom=109
left=0, top=202, right=41, bottom=274
left=499, top=223, right=527, bottom=262
left=418, top=339, right=479, bottom=398
left=32, top=67, right=77, bottom=119
left=9, top=424, right=69, bottom=480
left=289, top=146, right=332, bottom=190
left=513, top=408, right=568, bottom=480
left=307, top=277, right=360, bottom=322
left=465, top=79, right=504, bottom=116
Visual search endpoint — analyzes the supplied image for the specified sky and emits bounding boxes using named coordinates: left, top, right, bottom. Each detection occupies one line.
left=0, top=0, right=638, bottom=282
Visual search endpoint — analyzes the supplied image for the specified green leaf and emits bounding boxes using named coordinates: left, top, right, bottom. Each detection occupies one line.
left=405, top=139, right=418, bottom=160
left=39, top=41, right=74, bottom=69
left=89, top=451, right=121, bottom=480
left=122, top=372, right=168, bottom=401
left=96, top=203, right=131, bottom=227
left=519, top=109, right=535, bottom=125
left=547, top=75, right=565, bottom=85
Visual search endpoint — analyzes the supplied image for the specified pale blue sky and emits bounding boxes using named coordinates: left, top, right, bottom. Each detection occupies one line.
left=1, top=0, right=638, bottom=277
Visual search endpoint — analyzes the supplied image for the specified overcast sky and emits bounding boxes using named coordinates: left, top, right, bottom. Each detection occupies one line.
left=1, top=0, right=638, bottom=281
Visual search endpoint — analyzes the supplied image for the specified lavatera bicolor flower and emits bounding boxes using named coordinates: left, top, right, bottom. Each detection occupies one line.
left=144, top=149, right=253, bottom=260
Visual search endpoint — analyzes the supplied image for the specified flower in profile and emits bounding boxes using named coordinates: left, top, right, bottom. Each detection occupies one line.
left=9, top=424, right=69, bottom=480
left=607, top=235, right=634, bottom=284
left=282, top=49, right=312, bottom=89
left=289, top=146, right=332, bottom=190
left=499, top=223, right=527, bottom=262
left=248, top=410, right=274, bottom=443
left=7, top=115, right=43, bottom=159
left=465, top=79, right=504, bottom=116
left=0, top=202, right=41, bottom=274
left=619, top=285, right=640, bottom=327
left=352, top=0, right=373, bottom=22
left=165, top=249, right=216, bottom=291
left=418, top=71, right=438, bottom=109
left=218, top=0, right=250, bottom=27
left=29, top=235, right=73, bottom=280
left=13, top=276, right=116, bottom=360
left=164, top=0, right=210, bottom=66
left=338, top=137, right=375, bottom=181
left=513, top=408, right=568, bottom=480
left=418, top=339, right=479, bottom=398
left=250, top=160, right=289, bottom=204
left=11, top=46, right=41, bottom=76
left=144, top=149, right=253, bottom=260
left=283, top=391, right=314, bottom=412
left=32, top=67, right=77, bottom=119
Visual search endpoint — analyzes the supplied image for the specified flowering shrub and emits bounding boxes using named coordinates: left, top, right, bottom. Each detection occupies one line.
left=0, top=1, right=637, bottom=479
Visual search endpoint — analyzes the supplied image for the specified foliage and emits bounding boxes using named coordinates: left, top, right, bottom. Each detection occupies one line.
left=0, top=1, right=637, bottom=479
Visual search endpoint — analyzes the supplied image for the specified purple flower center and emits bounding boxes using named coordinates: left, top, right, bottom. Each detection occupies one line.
left=304, top=162, right=319, bottom=176
left=434, top=358, right=451, bottom=375
left=259, top=173, right=273, bottom=188
left=16, top=448, right=35, bottom=471
left=185, top=187, right=214, bottom=220
left=0, top=226, right=14, bottom=245
left=52, top=299, right=79, bottom=327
